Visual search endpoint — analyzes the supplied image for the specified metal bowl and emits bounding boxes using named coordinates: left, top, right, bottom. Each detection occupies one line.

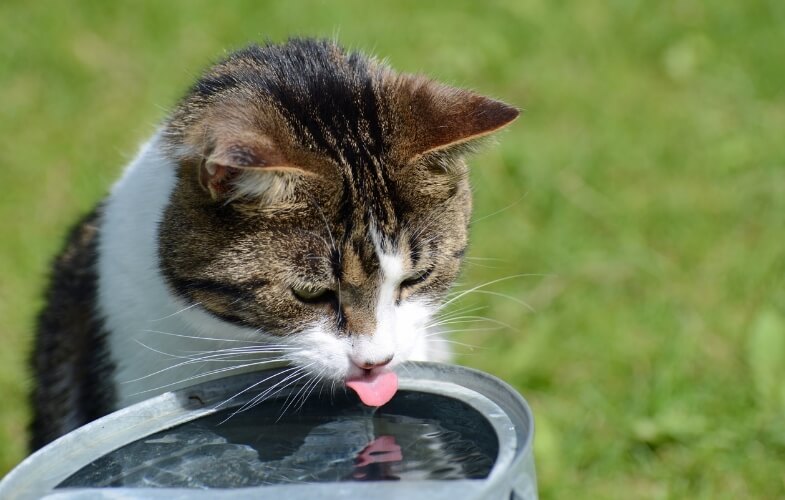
left=0, top=362, right=537, bottom=499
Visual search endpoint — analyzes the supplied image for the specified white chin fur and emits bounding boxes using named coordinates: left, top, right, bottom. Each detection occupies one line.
left=98, top=133, right=444, bottom=409
left=283, top=299, right=440, bottom=384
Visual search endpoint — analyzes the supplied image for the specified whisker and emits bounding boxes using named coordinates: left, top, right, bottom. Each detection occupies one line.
left=251, top=369, right=313, bottom=417
left=433, top=305, right=488, bottom=322
left=233, top=364, right=315, bottom=416
left=292, top=374, right=320, bottom=413
left=463, top=289, right=536, bottom=312
left=427, top=338, right=485, bottom=350
left=215, top=366, right=300, bottom=412
left=329, top=378, right=337, bottom=405
left=182, top=344, right=297, bottom=355
left=462, top=260, right=501, bottom=270
left=197, top=350, right=286, bottom=361
left=279, top=369, right=323, bottom=419
left=427, top=316, right=494, bottom=328
left=134, top=339, right=286, bottom=361
left=148, top=302, right=202, bottom=322
left=221, top=368, right=306, bottom=421
left=141, top=329, right=283, bottom=345
left=470, top=193, right=528, bottom=225
left=427, top=315, right=519, bottom=332
left=127, top=340, right=291, bottom=382
left=296, top=369, right=326, bottom=411
left=424, top=326, right=505, bottom=336
left=127, top=358, right=287, bottom=396
left=438, top=274, right=548, bottom=312
left=277, top=373, right=313, bottom=419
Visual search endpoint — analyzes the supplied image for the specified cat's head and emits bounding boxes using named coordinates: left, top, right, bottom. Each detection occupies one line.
left=157, top=39, right=517, bottom=400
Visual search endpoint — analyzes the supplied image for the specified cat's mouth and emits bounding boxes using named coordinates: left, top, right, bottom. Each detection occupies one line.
left=345, top=368, right=399, bottom=407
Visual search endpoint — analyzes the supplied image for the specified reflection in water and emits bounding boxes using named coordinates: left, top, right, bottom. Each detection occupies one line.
left=352, top=436, right=403, bottom=481
left=60, top=391, right=497, bottom=488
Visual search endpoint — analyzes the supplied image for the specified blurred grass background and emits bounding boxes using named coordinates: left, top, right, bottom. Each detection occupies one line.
left=1, top=0, right=784, bottom=497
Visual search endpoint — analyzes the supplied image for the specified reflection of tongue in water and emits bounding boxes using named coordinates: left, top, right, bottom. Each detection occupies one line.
left=352, top=436, right=403, bottom=481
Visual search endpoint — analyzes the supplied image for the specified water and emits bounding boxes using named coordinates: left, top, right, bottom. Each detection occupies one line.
left=59, top=391, right=498, bottom=488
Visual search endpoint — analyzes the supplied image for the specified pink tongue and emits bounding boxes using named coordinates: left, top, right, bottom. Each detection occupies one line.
left=346, top=369, right=399, bottom=407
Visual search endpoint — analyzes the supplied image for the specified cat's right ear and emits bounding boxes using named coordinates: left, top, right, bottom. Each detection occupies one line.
left=197, top=134, right=305, bottom=202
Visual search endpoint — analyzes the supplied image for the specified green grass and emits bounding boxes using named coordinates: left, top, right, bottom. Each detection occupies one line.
left=2, top=1, right=784, bottom=497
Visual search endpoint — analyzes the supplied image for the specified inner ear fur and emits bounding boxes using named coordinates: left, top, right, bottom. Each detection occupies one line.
left=197, top=133, right=310, bottom=201
left=389, top=74, right=520, bottom=161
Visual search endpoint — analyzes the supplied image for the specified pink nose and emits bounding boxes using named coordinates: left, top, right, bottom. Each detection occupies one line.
left=353, top=355, right=394, bottom=371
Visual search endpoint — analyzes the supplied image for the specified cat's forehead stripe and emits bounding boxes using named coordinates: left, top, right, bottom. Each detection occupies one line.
left=372, top=231, right=405, bottom=280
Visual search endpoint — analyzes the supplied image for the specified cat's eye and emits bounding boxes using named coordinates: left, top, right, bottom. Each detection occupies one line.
left=292, top=285, right=335, bottom=304
left=401, top=268, right=433, bottom=289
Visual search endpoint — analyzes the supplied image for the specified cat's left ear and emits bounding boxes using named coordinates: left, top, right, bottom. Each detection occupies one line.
left=392, top=76, right=520, bottom=159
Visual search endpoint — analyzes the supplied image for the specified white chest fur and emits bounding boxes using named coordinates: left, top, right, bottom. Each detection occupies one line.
left=96, top=135, right=277, bottom=407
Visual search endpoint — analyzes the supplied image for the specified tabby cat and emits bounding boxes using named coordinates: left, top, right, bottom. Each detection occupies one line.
left=30, top=38, right=518, bottom=449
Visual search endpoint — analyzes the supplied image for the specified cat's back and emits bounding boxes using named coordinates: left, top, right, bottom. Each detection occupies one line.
left=30, top=132, right=181, bottom=449
left=30, top=207, right=116, bottom=450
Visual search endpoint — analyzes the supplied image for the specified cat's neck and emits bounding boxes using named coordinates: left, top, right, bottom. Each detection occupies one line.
left=97, top=133, right=285, bottom=408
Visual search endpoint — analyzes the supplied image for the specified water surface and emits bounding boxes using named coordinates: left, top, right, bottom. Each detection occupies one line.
left=60, top=390, right=498, bottom=488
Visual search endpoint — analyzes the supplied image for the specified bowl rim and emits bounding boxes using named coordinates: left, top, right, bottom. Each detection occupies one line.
left=0, top=361, right=534, bottom=500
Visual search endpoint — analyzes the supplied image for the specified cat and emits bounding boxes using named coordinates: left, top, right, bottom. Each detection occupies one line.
left=30, top=38, right=518, bottom=450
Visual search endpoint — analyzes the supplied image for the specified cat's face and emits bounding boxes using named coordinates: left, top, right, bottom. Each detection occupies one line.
left=157, top=40, right=517, bottom=387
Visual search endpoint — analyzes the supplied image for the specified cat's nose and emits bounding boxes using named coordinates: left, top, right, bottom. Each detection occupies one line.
left=352, top=354, right=394, bottom=371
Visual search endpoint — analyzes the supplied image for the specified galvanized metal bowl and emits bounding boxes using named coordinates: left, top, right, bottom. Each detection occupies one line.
left=0, top=362, right=536, bottom=499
